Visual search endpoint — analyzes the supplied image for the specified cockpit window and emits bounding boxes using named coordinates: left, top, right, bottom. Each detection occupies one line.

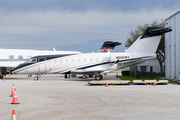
left=38, top=57, right=46, bottom=62
left=25, top=58, right=37, bottom=63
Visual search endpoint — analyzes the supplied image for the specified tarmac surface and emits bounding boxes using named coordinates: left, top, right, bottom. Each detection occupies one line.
left=1, top=73, right=180, bottom=120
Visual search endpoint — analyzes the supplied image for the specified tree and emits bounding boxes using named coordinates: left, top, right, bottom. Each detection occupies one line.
left=125, top=20, right=165, bottom=72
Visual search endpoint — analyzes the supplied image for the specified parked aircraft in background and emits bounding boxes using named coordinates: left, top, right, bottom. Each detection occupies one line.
left=12, top=27, right=172, bottom=80
left=98, top=41, right=121, bottom=53
left=0, top=48, right=81, bottom=78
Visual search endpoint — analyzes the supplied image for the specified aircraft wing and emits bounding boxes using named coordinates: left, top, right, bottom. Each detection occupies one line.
left=114, top=56, right=155, bottom=65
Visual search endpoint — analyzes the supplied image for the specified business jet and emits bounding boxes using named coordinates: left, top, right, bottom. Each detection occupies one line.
left=0, top=48, right=81, bottom=78
left=12, top=27, right=172, bottom=80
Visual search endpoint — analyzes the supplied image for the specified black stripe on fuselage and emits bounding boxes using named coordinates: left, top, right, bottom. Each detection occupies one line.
left=12, top=54, right=78, bottom=72
left=12, top=63, right=34, bottom=72
left=31, top=54, right=77, bottom=61
left=76, top=56, right=153, bottom=70
left=76, top=62, right=111, bottom=70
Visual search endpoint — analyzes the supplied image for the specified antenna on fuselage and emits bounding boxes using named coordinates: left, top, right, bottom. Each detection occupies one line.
left=53, top=47, right=56, bottom=51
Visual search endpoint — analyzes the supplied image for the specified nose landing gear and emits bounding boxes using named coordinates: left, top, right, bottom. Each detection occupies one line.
left=34, top=74, right=41, bottom=81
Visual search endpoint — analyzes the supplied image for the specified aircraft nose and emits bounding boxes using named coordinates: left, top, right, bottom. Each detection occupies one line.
left=12, top=63, right=33, bottom=73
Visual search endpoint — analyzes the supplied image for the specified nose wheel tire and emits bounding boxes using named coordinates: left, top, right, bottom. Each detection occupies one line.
left=34, top=74, right=41, bottom=81
left=34, top=76, right=39, bottom=81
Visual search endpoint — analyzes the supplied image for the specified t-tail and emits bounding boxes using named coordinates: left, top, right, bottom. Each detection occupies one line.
left=125, top=27, right=172, bottom=54
left=99, top=41, right=121, bottom=53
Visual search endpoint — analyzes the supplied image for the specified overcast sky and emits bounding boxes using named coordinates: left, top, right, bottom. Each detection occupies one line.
left=0, top=0, right=179, bottom=52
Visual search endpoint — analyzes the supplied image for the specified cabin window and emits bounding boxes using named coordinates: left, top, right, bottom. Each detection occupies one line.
left=72, top=59, right=75, bottom=63
left=60, top=60, right=63, bottom=63
left=9, top=55, right=14, bottom=59
left=66, top=60, right=69, bottom=63
left=84, top=59, right=87, bottom=62
left=90, top=58, right=93, bottom=62
left=38, top=57, right=46, bottom=62
left=96, top=58, right=99, bottom=62
left=18, top=55, right=23, bottom=59
left=78, top=59, right=81, bottom=62
left=54, top=60, right=57, bottom=64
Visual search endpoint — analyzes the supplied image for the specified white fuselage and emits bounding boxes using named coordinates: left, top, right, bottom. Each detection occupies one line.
left=0, top=49, right=80, bottom=69
left=13, top=52, right=156, bottom=75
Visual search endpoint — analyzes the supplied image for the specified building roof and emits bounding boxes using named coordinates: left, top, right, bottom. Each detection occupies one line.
left=165, top=10, right=180, bottom=21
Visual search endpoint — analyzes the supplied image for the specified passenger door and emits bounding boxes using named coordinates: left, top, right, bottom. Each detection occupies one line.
left=38, top=57, right=46, bottom=73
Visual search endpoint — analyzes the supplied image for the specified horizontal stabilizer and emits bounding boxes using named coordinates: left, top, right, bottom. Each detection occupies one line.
left=140, top=27, right=172, bottom=39
left=99, top=41, right=121, bottom=53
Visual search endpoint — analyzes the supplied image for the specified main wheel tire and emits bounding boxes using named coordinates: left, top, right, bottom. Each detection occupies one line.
left=178, top=81, right=180, bottom=84
left=65, top=74, right=68, bottom=78
left=95, top=75, right=102, bottom=80
left=100, top=75, right=103, bottom=80
left=82, top=75, right=87, bottom=79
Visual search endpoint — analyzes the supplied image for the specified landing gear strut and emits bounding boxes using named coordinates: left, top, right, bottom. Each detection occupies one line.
left=95, top=75, right=103, bottom=80
left=64, top=74, right=70, bottom=78
left=64, top=74, right=68, bottom=78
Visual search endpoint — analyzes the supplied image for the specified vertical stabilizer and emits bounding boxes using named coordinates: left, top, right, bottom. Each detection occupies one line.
left=125, top=27, right=172, bottom=54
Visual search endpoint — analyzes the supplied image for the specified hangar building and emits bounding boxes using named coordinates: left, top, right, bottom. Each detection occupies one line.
left=165, top=11, right=180, bottom=80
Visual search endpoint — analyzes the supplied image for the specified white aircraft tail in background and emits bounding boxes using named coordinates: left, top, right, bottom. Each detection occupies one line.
left=98, top=41, right=121, bottom=53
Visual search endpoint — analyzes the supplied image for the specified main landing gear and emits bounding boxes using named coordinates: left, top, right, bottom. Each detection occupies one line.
left=95, top=75, right=103, bottom=80
left=178, top=80, right=180, bottom=84
left=64, top=74, right=70, bottom=79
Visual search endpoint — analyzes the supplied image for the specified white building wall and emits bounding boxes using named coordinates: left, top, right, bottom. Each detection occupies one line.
left=165, top=11, right=180, bottom=80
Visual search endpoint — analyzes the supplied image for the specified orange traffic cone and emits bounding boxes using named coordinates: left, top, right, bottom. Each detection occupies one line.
left=116, top=74, right=118, bottom=78
left=11, top=110, right=16, bottom=120
left=105, top=80, right=109, bottom=87
left=11, top=89, right=20, bottom=104
left=10, top=84, right=15, bottom=97
left=28, top=74, right=30, bottom=78
left=9, top=74, right=11, bottom=77
left=3, top=74, right=5, bottom=80
left=153, top=79, right=156, bottom=86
